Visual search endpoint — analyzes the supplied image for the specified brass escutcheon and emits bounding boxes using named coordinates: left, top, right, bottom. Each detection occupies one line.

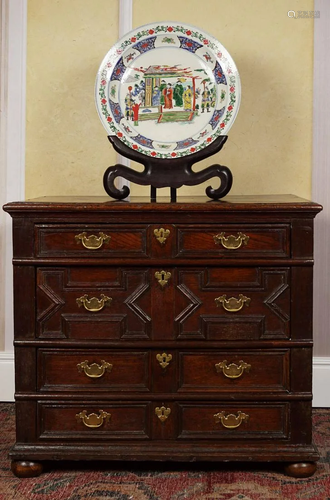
left=215, top=294, right=251, bottom=312
left=76, top=294, right=112, bottom=312
left=75, top=410, right=111, bottom=428
left=75, top=232, right=111, bottom=250
left=215, top=360, right=251, bottom=379
left=214, top=411, right=249, bottom=429
left=213, top=232, right=249, bottom=250
left=156, top=353, right=173, bottom=369
left=154, top=228, right=170, bottom=245
left=77, top=360, right=113, bottom=378
left=155, top=270, right=171, bottom=288
left=155, top=406, right=171, bottom=423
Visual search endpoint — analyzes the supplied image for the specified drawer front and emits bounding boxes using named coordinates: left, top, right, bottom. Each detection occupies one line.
left=38, top=350, right=150, bottom=392
left=175, top=267, right=290, bottom=340
left=176, top=224, right=290, bottom=259
left=178, top=403, right=290, bottom=440
left=178, top=350, right=290, bottom=392
left=36, top=267, right=152, bottom=340
left=35, top=224, right=149, bottom=258
left=37, top=402, right=151, bottom=440
left=37, top=266, right=291, bottom=341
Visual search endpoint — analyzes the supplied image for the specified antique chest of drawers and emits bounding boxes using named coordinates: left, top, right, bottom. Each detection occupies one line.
left=3, top=195, right=322, bottom=478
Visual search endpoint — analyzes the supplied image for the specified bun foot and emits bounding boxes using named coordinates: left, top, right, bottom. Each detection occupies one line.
left=11, top=460, right=43, bottom=478
left=284, top=462, right=317, bottom=478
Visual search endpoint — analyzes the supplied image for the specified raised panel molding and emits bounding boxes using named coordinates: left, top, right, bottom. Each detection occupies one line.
left=175, top=268, right=290, bottom=340
left=36, top=268, right=152, bottom=339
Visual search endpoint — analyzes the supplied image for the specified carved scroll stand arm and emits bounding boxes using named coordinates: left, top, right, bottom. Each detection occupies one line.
left=103, top=135, right=232, bottom=201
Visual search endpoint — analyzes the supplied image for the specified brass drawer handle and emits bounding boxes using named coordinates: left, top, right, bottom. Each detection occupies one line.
left=215, top=360, right=251, bottom=379
left=214, top=411, right=249, bottom=429
left=75, top=232, right=111, bottom=250
left=213, top=232, right=249, bottom=250
left=156, top=353, right=172, bottom=369
left=215, top=294, right=251, bottom=312
left=76, top=294, right=112, bottom=312
left=155, top=406, right=171, bottom=423
left=155, top=270, right=171, bottom=288
left=76, top=410, right=111, bottom=428
left=154, top=228, right=170, bottom=245
left=77, top=360, right=113, bottom=378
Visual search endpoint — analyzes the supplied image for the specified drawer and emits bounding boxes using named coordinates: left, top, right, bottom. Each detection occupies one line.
left=178, top=402, right=290, bottom=440
left=175, top=267, right=290, bottom=340
left=37, top=402, right=151, bottom=440
left=37, top=266, right=291, bottom=341
left=36, top=267, right=152, bottom=340
left=175, top=224, right=290, bottom=259
left=38, top=350, right=150, bottom=392
left=35, top=224, right=149, bottom=258
left=178, top=350, right=290, bottom=392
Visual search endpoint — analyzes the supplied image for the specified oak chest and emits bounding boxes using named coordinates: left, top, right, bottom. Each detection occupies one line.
left=3, top=195, right=322, bottom=478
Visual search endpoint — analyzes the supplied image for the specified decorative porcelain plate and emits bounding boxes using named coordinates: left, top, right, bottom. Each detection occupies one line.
left=95, top=22, right=240, bottom=159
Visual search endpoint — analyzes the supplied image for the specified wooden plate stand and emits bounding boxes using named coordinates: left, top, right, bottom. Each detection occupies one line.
left=103, top=135, right=232, bottom=201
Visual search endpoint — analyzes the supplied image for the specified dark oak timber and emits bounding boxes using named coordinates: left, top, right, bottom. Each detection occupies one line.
left=3, top=195, right=322, bottom=477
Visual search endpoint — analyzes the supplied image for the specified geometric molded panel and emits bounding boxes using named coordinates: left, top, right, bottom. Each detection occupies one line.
left=174, top=267, right=291, bottom=340
left=36, top=267, right=152, bottom=340
left=175, top=273, right=203, bottom=338
left=37, top=269, right=66, bottom=337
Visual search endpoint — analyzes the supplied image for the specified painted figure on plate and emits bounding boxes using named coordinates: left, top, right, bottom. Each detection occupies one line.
left=201, top=88, right=211, bottom=112
left=183, top=85, right=193, bottom=111
left=173, top=80, right=184, bottom=107
left=125, top=91, right=133, bottom=120
left=152, top=86, right=161, bottom=106
left=159, top=80, right=167, bottom=106
left=163, top=83, right=173, bottom=109
left=132, top=102, right=140, bottom=125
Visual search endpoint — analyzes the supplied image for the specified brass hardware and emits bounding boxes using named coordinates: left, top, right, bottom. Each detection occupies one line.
left=214, top=411, right=249, bottom=429
left=156, top=353, right=172, bottom=369
left=77, top=360, right=113, bottom=378
left=213, top=232, right=249, bottom=250
left=75, top=410, right=111, bottom=428
left=75, top=232, right=111, bottom=250
left=76, top=294, right=112, bottom=312
left=215, top=294, right=251, bottom=312
left=155, top=406, right=171, bottom=423
left=215, top=360, right=251, bottom=379
left=155, top=270, right=171, bottom=288
left=154, top=228, right=170, bottom=245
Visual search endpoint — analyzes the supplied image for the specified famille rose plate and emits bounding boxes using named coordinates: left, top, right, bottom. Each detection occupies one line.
left=95, top=22, right=240, bottom=159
